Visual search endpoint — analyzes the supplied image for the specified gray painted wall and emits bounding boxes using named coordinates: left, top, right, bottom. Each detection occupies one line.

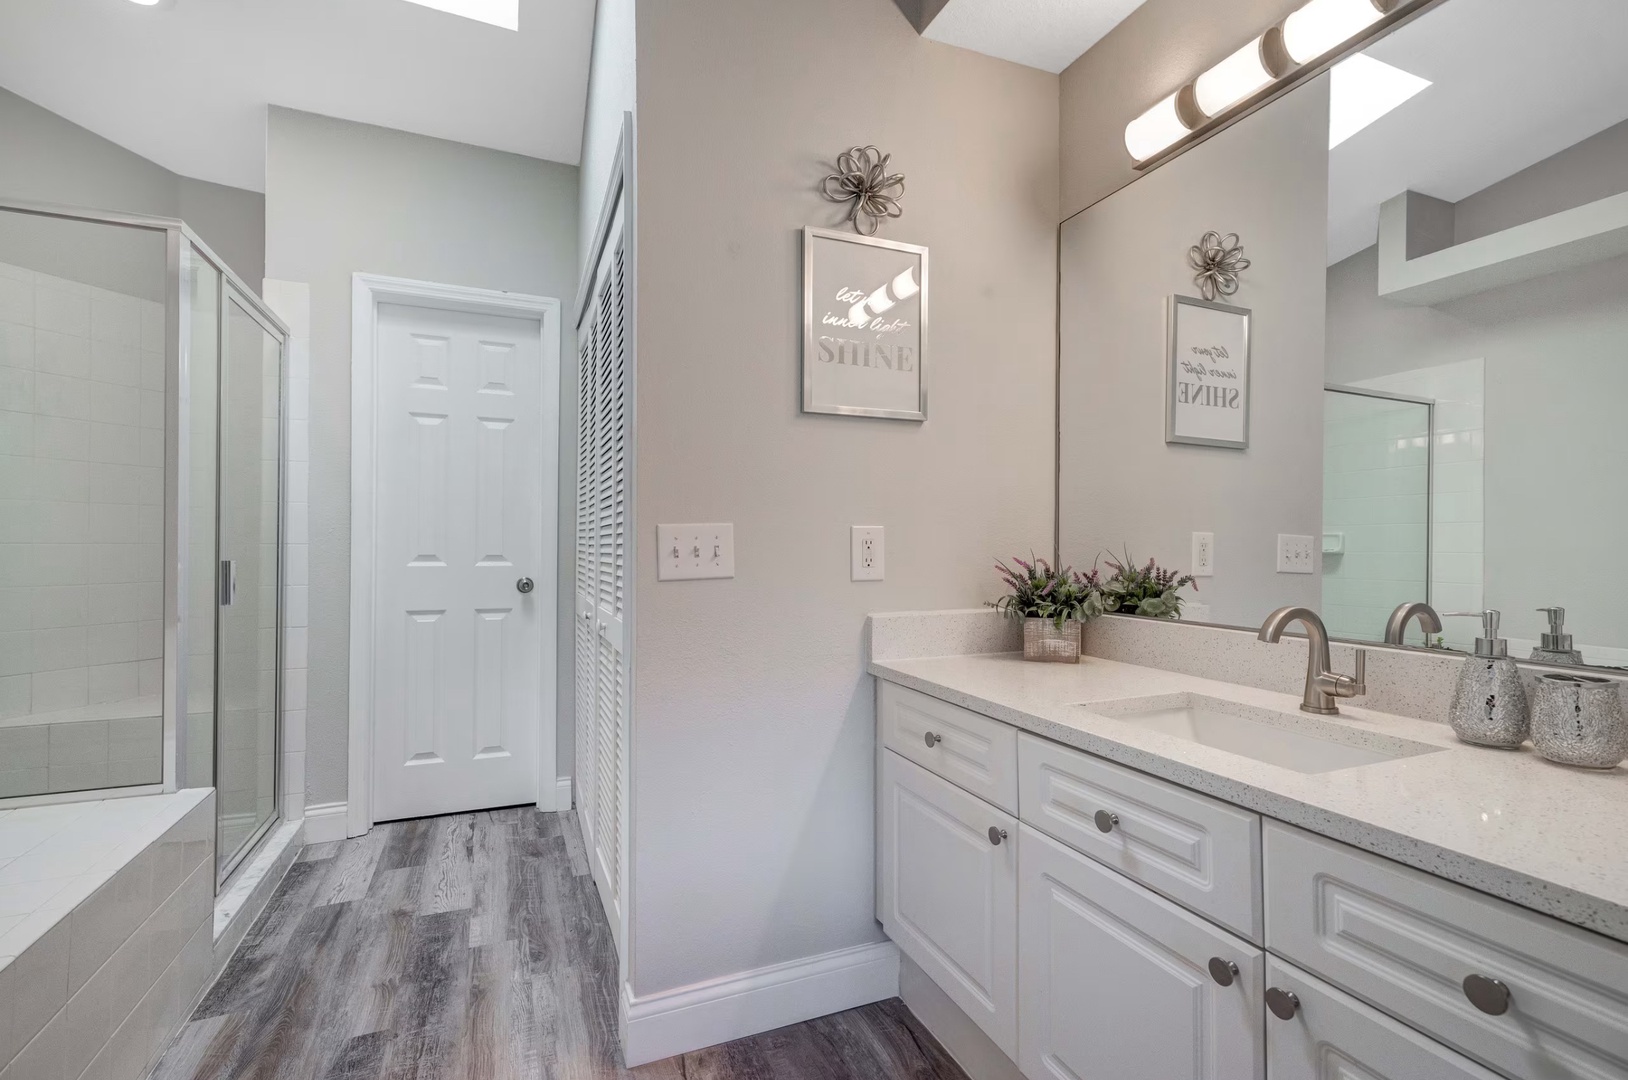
left=0, top=86, right=264, bottom=289
left=1058, top=75, right=1330, bottom=630
left=263, top=107, right=579, bottom=807
left=1327, top=120, right=1628, bottom=654
left=631, top=0, right=1059, bottom=998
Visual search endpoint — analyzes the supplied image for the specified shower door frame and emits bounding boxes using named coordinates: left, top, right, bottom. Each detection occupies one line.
left=0, top=200, right=290, bottom=853
left=1324, top=383, right=1437, bottom=611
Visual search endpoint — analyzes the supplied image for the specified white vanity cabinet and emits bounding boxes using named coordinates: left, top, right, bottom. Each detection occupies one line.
left=874, top=677, right=1628, bottom=1080
left=878, top=746, right=1019, bottom=1057
left=1018, top=823, right=1265, bottom=1080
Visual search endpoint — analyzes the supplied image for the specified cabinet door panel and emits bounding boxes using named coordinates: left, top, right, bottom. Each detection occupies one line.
left=880, top=681, right=1019, bottom=813
left=1266, top=958, right=1502, bottom=1080
left=1266, top=822, right=1628, bottom=1080
left=879, top=749, right=1018, bottom=1056
left=1018, top=823, right=1264, bottom=1080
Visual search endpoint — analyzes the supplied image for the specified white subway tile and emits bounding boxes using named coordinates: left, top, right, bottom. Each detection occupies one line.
left=33, top=330, right=90, bottom=379
left=0, top=366, right=33, bottom=413
left=0, top=411, right=31, bottom=457
left=30, top=626, right=87, bottom=673
left=90, top=294, right=143, bottom=348
left=34, top=286, right=90, bottom=337
left=30, top=667, right=87, bottom=712
left=284, top=544, right=308, bottom=588
left=90, top=341, right=141, bottom=389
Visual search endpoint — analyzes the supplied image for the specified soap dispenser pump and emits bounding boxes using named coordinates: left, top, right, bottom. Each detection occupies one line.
left=1532, top=606, right=1584, bottom=665
left=1443, top=610, right=1530, bottom=748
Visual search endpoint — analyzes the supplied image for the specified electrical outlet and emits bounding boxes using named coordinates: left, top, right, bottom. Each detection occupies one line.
left=1276, top=533, right=1315, bottom=575
left=1191, top=532, right=1215, bottom=577
left=656, top=524, right=735, bottom=580
left=851, top=525, right=884, bottom=581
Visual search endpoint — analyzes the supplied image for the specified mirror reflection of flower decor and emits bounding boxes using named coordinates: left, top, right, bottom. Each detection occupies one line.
left=1100, top=550, right=1198, bottom=620
left=1188, top=230, right=1250, bottom=301
left=820, top=146, right=906, bottom=236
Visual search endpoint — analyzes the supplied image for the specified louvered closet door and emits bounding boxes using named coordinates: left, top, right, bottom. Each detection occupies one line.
left=574, top=202, right=629, bottom=953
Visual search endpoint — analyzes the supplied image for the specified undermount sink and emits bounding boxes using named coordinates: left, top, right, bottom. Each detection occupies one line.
left=1080, top=693, right=1444, bottom=774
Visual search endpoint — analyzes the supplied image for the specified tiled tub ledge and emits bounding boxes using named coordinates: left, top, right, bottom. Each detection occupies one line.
left=0, top=789, right=215, bottom=1080
left=866, top=610, right=1628, bottom=944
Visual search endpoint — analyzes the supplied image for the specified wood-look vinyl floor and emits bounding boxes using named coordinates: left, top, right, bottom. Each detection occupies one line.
left=151, top=810, right=969, bottom=1080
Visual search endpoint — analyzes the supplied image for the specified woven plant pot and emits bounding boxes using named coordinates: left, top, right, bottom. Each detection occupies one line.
left=1023, top=618, right=1081, bottom=663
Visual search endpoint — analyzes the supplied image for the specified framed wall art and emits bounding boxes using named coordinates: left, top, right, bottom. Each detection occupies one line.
left=802, top=226, right=928, bottom=421
left=1166, top=294, right=1251, bottom=449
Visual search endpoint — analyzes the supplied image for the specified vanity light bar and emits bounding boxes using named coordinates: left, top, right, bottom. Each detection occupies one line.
left=1124, top=0, right=1397, bottom=165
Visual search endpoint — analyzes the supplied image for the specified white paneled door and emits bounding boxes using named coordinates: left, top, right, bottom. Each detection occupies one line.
left=372, top=302, right=545, bottom=822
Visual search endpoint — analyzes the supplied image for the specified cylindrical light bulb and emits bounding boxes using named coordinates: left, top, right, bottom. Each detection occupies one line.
left=1124, top=93, right=1192, bottom=163
left=1282, top=0, right=1388, bottom=64
left=1194, top=37, right=1274, bottom=117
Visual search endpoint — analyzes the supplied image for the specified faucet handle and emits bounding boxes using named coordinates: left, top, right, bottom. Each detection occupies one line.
left=1352, top=649, right=1366, bottom=697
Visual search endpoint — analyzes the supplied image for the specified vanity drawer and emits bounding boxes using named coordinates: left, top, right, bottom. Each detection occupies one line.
left=1265, top=821, right=1628, bottom=1080
left=879, top=681, right=1018, bottom=813
left=1018, top=733, right=1262, bottom=941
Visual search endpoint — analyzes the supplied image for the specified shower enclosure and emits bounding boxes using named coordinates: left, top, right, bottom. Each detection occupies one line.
left=0, top=200, right=287, bottom=884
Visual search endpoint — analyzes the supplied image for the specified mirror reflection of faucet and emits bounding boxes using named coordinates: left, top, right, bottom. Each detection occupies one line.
left=1385, top=602, right=1443, bottom=647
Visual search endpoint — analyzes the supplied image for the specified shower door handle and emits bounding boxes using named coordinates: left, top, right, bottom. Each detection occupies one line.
left=220, top=559, right=238, bottom=607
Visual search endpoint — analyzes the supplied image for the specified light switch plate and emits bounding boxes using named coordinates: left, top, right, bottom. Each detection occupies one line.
left=657, top=524, right=735, bottom=580
left=1277, top=533, right=1315, bottom=574
left=1191, top=532, right=1215, bottom=577
left=851, top=525, right=884, bottom=581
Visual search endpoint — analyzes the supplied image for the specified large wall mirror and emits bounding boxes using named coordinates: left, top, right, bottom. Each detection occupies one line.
left=1059, top=0, right=1628, bottom=670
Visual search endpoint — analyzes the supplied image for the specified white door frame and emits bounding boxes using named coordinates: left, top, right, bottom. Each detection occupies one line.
left=349, top=273, right=562, bottom=837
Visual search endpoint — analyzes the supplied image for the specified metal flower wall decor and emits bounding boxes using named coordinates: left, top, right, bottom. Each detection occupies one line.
left=1188, top=231, right=1251, bottom=301
left=821, top=146, right=906, bottom=236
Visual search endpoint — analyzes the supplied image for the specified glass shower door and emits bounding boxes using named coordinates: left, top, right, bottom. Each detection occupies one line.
left=1322, top=387, right=1432, bottom=644
left=215, top=284, right=284, bottom=879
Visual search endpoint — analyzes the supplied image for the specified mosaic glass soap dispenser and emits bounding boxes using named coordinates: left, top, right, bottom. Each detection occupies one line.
left=1443, top=610, right=1530, bottom=749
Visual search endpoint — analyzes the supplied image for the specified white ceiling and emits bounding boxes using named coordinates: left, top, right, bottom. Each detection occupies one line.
left=922, top=0, right=1150, bottom=74
left=1328, top=0, right=1628, bottom=263
left=0, top=0, right=595, bottom=192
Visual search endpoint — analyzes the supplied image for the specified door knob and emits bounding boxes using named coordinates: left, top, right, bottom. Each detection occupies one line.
left=1207, top=957, right=1239, bottom=987
left=517, top=577, right=535, bottom=594
left=1094, top=810, right=1120, bottom=833
left=1265, top=987, right=1300, bottom=1020
left=1463, top=974, right=1511, bottom=1016
left=923, top=731, right=943, bottom=748
left=988, top=826, right=1008, bottom=846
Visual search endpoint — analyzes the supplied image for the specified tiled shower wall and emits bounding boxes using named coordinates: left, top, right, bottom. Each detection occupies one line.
left=0, top=260, right=166, bottom=796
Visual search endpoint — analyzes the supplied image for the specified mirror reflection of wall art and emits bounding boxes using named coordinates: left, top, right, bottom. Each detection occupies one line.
left=1166, top=294, right=1251, bottom=449
left=802, top=226, right=928, bottom=421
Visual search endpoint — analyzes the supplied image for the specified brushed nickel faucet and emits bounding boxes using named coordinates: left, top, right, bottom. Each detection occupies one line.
left=1385, top=601, right=1443, bottom=646
left=1258, top=606, right=1367, bottom=715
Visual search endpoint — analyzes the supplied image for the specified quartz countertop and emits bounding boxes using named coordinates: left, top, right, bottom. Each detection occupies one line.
left=869, top=651, right=1628, bottom=945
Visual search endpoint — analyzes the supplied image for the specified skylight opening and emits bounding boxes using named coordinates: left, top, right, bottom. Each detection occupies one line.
left=1329, top=54, right=1432, bottom=149
left=398, top=0, right=519, bottom=31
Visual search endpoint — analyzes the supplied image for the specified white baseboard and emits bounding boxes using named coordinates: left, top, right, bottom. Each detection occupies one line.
left=622, top=940, right=900, bottom=1067
left=555, top=776, right=573, bottom=811
left=302, top=801, right=350, bottom=844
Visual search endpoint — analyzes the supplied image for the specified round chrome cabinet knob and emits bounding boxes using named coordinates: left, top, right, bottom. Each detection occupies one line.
left=1463, top=974, right=1511, bottom=1016
left=1094, top=810, right=1120, bottom=833
left=988, top=827, right=1008, bottom=846
left=1265, top=987, right=1300, bottom=1020
left=1207, top=957, right=1239, bottom=987
left=923, top=731, right=942, bottom=748
left=516, top=577, right=535, bottom=594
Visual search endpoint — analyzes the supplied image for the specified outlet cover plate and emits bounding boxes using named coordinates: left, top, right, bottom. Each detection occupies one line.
left=657, top=524, right=735, bottom=580
left=1277, top=533, right=1315, bottom=574
left=852, top=525, right=884, bottom=581
left=1191, top=532, right=1215, bottom=577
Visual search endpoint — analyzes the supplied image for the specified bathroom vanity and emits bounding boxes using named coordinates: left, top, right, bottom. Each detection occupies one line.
left=870, top=619, right=1628, bottom=1080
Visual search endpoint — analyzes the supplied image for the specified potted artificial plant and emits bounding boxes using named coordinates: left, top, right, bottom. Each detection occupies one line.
left=990, top=556, right=1105, bottom=663
left=1099, top=550, right=1197, bottom=620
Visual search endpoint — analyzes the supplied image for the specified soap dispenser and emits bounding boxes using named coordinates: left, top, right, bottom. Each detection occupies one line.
left=1443, top=610, right=1530, bottom=749
left=1531, top=606, right=1585, bottom=665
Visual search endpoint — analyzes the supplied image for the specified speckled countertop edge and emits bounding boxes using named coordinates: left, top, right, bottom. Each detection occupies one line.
left=869, top=652, right=1628, bottom=947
